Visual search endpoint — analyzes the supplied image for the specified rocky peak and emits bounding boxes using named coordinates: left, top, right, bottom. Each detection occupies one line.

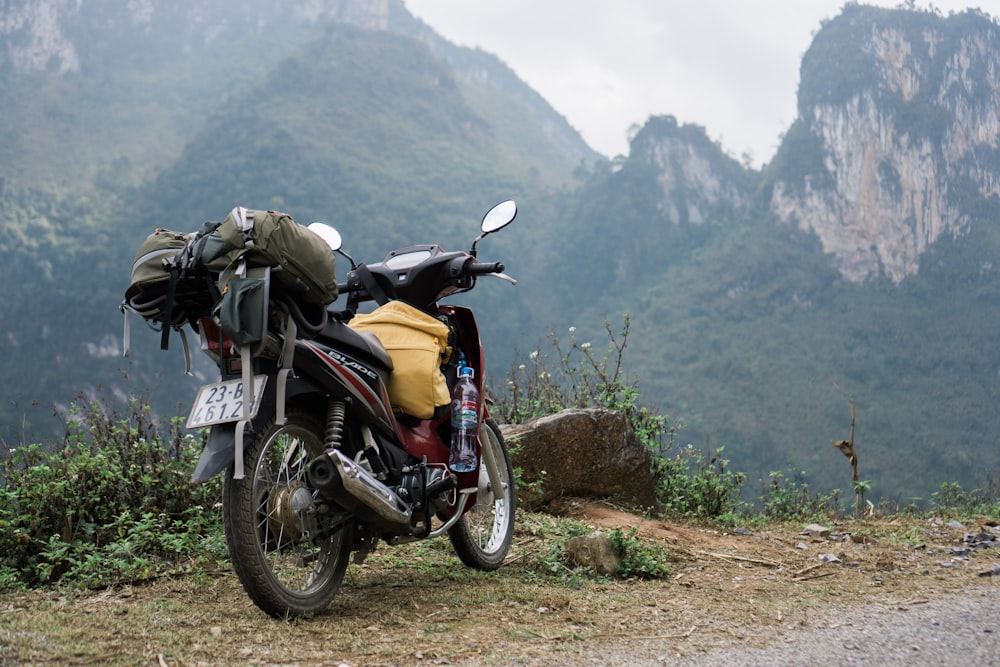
left=0, top=0, right=80, bottom=73
left=630, top=115, right=755, bottom=226
left=0, top=0, right=397, bottom=74
left=768, top=6, right=1000, bottom=283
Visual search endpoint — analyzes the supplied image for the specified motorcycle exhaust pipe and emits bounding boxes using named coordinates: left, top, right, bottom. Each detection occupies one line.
left=308, top=449, right=412, bottom=526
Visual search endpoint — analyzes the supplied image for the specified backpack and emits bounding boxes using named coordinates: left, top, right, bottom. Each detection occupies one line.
left=194, top=207, right=338, bottom=306
left=122, top=206, right=338, bottom=354
left=123, top=228, right=209, bottom=326
left=348, top=301, right=452, bottom=419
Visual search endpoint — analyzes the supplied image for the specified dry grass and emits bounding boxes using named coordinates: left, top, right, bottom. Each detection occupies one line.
left=1, top=500, right=997, bottom=666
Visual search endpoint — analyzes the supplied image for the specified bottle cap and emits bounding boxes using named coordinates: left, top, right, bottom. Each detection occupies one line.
left=460, top=366, right=475, bottom=378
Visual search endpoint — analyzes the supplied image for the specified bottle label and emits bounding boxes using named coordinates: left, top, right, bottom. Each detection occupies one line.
left=452, top=400, right=478, bottom=428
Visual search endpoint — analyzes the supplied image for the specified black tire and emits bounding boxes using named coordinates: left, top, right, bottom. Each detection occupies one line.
left=223, top=410, right=351, bottom=618
left=448, top=418, right=516, bottom=569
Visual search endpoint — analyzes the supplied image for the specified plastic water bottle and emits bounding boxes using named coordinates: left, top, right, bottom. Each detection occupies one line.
left=449, top=366, right=479, bottom=472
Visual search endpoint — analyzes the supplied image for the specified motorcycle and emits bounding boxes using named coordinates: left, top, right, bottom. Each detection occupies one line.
left=184, top=200, right=519, bottom=617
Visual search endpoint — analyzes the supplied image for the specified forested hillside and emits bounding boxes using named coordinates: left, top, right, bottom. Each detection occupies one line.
left=554, top=7, right=1000, bottom=501
left=0, top=0, right=577, bottom=440
left=1, top=1, right=998, bottom=503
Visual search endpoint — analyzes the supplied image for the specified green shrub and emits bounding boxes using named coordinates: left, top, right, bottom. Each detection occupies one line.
left=0, top=392, right=224, bottom=589
left=495, top=316, right=745, bottom=519
left=608, top=527, right=671, bottom=579
left=653, top=445, right=745, bottom=520
left=496, top=315, right=669, bottom=448
left=930, top=480, right=1000, bottom=519
left=759, top=469, right=840, bottom=521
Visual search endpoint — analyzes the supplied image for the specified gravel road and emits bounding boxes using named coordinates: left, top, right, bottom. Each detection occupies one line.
left=458, top=583, right=999, bottom=666
left=603, top=584, right=999, bottom=666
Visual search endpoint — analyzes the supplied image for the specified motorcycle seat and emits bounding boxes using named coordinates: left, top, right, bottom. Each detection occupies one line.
left=317, top=319, right=394, bottom=371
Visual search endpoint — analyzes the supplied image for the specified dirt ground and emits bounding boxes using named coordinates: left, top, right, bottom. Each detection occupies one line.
left=2, top=500, right=998, bottom=666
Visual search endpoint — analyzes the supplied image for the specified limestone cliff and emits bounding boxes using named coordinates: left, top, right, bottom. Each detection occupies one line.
left=0, top=0, right=395, bottom=73
left=768, top=6, right=1000, bottom=283
left=629, top=115, right=756, bottom=226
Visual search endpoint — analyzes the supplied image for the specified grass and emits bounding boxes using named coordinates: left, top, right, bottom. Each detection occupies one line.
left=1, top=506, right=996, bottom=666
left=1, top=322, right=998, bottom=664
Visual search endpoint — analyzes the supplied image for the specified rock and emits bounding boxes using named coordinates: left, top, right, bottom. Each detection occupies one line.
left=503, top=409, right=660, bottom=511
left=565, top=531, right=622, bottom=577
left=802, top=523, right=831, bottom=538
left=977, top=564, right=1000, bottom=578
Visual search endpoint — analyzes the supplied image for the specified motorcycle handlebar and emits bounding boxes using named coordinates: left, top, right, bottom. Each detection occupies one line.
left=334, top=257, right=505, bottom=303
left=467, top=260, right=505, bottom=275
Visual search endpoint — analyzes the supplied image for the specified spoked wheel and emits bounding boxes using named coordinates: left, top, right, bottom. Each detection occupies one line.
left=449, top=418, right=516, bottom=569
left=223, top=410, right=351, bottom=617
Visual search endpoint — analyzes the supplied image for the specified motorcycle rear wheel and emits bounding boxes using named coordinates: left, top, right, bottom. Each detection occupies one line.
left=448, top=418, right=516, bottom=569
left=223, top=410, right=351, bottom=618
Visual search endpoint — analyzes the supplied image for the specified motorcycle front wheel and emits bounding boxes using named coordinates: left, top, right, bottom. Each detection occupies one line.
left=448, top=418, right=516, bottom=569
left=223, top=410, right=351, bottom=618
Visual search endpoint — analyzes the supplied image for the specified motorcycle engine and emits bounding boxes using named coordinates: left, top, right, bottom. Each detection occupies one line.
left=398, top=464, right=454, bottom=515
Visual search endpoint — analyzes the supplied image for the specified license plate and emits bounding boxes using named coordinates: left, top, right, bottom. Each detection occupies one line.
left=186, top=376, right=267, bottom=428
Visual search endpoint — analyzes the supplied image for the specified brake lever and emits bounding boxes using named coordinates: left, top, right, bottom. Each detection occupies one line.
left=489, top=272, right=518, bottom=286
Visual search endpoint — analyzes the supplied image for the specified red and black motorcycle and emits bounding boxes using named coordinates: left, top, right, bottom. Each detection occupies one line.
left=186, top=200, right=518, bottom=617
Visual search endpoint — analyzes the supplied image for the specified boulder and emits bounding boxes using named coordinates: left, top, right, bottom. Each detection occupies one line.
left=565, top=531, right=622, bottom=576
left=502, top=408, right=660, bottom=511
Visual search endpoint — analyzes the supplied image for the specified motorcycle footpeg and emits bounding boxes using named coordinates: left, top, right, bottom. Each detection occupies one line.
left=425, top=472, right=458, bottom=498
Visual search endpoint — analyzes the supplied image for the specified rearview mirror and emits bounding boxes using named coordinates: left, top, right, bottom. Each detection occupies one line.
left=481, top=200, right=517, bottom=234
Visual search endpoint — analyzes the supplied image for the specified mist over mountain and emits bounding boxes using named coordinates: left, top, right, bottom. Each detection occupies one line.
left=571, top=5, right=1000, bottom=500
left=1, top=0, right=998, bottom=503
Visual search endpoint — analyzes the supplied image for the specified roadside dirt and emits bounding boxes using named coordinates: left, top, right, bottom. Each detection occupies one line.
left=2, top=500, right=998, bottom=666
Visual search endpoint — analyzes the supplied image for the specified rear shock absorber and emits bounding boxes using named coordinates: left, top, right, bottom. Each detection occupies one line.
left=324, top=400, right=346, bottom=450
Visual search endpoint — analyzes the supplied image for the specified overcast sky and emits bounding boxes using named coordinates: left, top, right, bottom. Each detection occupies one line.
left=404, top=1, right=983, bottom=166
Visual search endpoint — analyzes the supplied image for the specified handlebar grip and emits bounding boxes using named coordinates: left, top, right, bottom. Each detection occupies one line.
left=468, top=261, right=504, bottom=275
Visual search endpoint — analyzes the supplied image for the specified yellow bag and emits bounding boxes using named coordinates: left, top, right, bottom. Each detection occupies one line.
left=348, top=301, right=451, bottom=418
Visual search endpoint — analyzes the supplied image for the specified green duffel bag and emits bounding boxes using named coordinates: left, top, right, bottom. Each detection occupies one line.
left=194, top=207, right=338, bottom=306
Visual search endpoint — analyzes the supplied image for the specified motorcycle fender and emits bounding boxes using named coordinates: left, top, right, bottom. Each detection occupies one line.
left=191, top=423, right=237, bottom=483
left=190, top=403, right=279, bottom=483
left=189, top=378, right=309, bottom=483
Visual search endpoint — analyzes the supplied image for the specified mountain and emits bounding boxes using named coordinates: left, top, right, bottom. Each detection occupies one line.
left=767, top=5, right=1000, bottom=284
left=0, top=0, right=589, bottom=440
left=1, top=1, right=998, bottom=504
left=565, top=6, right=1000, bottom=502
left=0, top=0, right=595, bottom=191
